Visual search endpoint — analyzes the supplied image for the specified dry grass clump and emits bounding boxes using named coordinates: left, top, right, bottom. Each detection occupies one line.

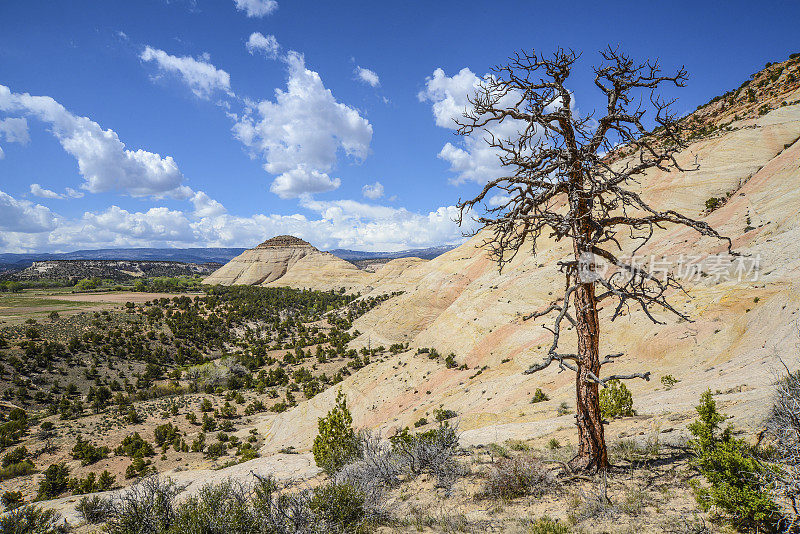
left=479, top=454, right=557, bottom=500
left=0, top=504, right=69, bottom=533
left=77, top=494, right=114, bottom=524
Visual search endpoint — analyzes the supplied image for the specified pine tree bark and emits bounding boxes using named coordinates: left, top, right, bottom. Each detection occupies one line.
left=571, top=281, right=609, bottom=471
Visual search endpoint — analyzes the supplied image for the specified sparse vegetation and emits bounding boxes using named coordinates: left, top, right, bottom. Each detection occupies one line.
left=0, top=504, right=68, bottom=533
left=688, top=390, right=778, bottom=531
left=531, top=388, right=549, bottom=403
left=660, top=374, right=679, bottom=389
left=599, top=380, right=634, bottom=419
left=480, top=454, right=555, bottom=499
left=313, top=390, right=359, bottom=475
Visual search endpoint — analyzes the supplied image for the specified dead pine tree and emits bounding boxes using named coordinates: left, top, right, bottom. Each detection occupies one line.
left=455, top=47, right=732, bottom=471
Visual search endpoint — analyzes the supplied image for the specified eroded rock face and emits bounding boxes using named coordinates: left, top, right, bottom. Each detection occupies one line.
left=204, top=238, right=318, bottom=286
left=204, top=235, right=373, bottom=288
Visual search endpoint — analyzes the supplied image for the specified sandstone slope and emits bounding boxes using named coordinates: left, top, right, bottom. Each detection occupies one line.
left=204, top=235, right=358, bottom=286
left=255, top=65, right=800, bottom=453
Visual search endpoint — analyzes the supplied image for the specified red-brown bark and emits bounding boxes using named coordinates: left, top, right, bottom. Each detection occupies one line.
left=571, top=281, right=608, bottom=471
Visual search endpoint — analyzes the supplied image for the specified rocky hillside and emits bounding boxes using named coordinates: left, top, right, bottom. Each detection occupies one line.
left=204, top=235, right=429, bottom=291
left=0, top=259, right=221, bottom=282
left=249, top=56, right=800, bottom=453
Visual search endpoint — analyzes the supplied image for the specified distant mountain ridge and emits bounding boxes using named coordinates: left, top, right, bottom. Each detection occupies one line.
left=1, top=259, right=221, bottom=282
left=0, top=248, right=248, bottom=268
left=0, top=244, right=457, bottom=271
left=327, top=245, right=456, bottom=261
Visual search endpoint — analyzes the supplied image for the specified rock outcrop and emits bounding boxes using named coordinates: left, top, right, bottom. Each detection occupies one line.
left=204, top=235, right=372, bottom=288
left=203, top=236, right=319, bottom=286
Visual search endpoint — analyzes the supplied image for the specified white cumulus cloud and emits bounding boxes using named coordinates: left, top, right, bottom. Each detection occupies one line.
left=0, top=85, right=188, bottom=198
left=269, top=166, right=341, bottom=199
left=190, top=190, right=227, bottom=218
left=140, top=46, right=232, bottom=99
left=30, top=184, right=64, bottom=199
left=65, top=187, right=84, bottom=199
left=0, top=117, right=30, bottom=144
left=355, top=66, right=380, bottom=87
left=77, top=205, right=195, bottom=243
left=0, top=190, right=471, bottom=253
left=0, top=190, right=57, bottom=233
left=298, top=197, right=471, bottom=252
left=361, top=181, right=384, bottom=199
left=234, top=0, right=277, bottom=17
left=232, top=51, right=373, bottom=198
left=419, top=67, right=572, bottom=185
left=419, top=67, right=508, bottom=184
left=246, top=32, right=280, bottom=59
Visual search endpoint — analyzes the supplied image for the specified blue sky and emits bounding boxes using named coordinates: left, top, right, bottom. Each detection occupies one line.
left=1, top=0, right=798, bottom=252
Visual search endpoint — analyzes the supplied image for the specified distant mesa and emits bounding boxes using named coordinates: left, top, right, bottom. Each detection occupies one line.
left=204, top=234, right=448, bottom=291
left=204, top=234, right=369, bottom=288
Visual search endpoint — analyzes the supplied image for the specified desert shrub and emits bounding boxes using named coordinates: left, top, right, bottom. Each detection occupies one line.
left=705, top=197, right=724, bottom=212
left=36, top=463, right=70, bottom=500
left=488, top=442, right=510, bottom=459
left=106, top=476, right=179, bottom=534
left=205, top=441, right=227, bottom=459
left=172, top=480, right=262, bottom=533
left=313, top=391, right=359, bottom=475
left=201, top=413, right=217, bottom=431
left=116, top=433, right=155, bottom=458
left=269, top=402, right=288, bottom=413
left=556, top=402, right=570, bottom=416
left=527, top=516, right=571, bottom=534
left=764, top=369, right=800, bottom=528
left=0, top=505, right=68, bottom=534
left=389, top=422, right=460, bottom=488
left=433, top=407, right=457, bottom=422
left=688, top=390, right=779, bottom=531
left=531, top=388, right=549, bottom=403
left=661, top=374, right=679, bottom=389
left=191, top=433, right=206, bottom=453
left=2, top=445, right=28, bottom=467
left=0, top=408, right=28, bottom=450
left=97, top=469, right=117, bottom=490
left=2, top=490, right=24, bottom=510
left=153, top=423, right=180, bottom=449
left=69, top=471, right=100, bottom=495
left=125, top=457, right=155, bottom=479
left=77, top=495, right=114, bottom=524
left=611, top=438, right=659, bottom=464
left=335, top=430, right=400, bottom=516
left=71, top=435, right=109, bottom=465
left=480, top=455, right=555, bottom=500
left=506, top=439, right=529, bottom=451
left=244, top=400, right=265, bottom=415
left=309, top=483, right=368, bottom=533
left=101, top=474, right=377, bottom=534
left=413, top=417, right=427, bottom=428
left=599, top=380, right=634, bottom=418
left=0, top=457, right=35, bottom=481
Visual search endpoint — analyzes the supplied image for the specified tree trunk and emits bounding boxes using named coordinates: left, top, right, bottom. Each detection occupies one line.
left=570, top=280, right=609, bottom=471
